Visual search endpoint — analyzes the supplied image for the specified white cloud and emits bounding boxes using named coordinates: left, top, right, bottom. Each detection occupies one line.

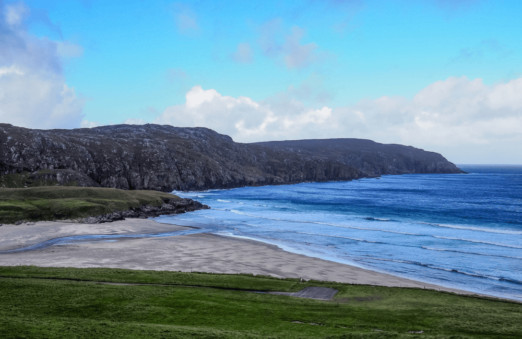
left=340, top=76, right=522, bottom=163
left=283, top=27, right=317, bottom=69
left=166, top=68, right=188, bottom=83
left=259, top=21, right=318, bottom=69
left=56, top=41, right=84, bottom=59
left=173, top=4, right=198, bottom=35
left=0, top=71, right=84, bottom=129
left=156, top=86, right=273, bottom=139
left=177, top=12, right=197, bottom=32
left=0, top=1, right=84, bottom=129
left=488, top=77, right=522, bottom=111
left=0, top=65, right=24, bottom=76
left=80, top=119, right=99, bottom=128
left=451, top=39, right=511, bottom=64
left=156, top=77, right=522, bottom=164
left=4, top=1, right=28, bottom=27
left=259, top=18, right=283, bottom=57
left=124, top=118, right=147, bottom=125
left=232, top=42, right=253, bottom=63
left=155, top=85, right=337, bottom=141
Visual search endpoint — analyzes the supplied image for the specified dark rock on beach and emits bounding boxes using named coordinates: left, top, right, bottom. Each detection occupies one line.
left=79, top=197, right=209, bottom=224
left=0, top=123, right=462, bottom=191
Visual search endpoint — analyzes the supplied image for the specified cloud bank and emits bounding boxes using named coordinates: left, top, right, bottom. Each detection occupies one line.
left=156, top=77, right=522, bottom=163
left=0, top=1, right=84, bottom=129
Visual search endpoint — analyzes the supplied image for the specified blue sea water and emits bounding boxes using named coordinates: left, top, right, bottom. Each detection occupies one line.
left=156, top=165, right=522, bottom=301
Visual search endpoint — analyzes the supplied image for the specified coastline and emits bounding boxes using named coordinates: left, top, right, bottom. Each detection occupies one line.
left=0, top=218, right=489, bottom=299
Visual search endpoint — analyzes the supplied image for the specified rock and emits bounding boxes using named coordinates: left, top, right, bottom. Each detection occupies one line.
left=78, top=198, right=209, bottom=224
left=0, top=123, right=463, bottom=191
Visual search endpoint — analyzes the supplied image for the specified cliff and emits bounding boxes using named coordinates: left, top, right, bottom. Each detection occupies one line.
left=255, top=139, right=461, bottom=177
left=0, top=123, right=462, bottom=191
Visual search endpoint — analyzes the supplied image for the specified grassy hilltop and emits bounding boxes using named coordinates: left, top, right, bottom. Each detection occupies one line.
left=0, top=186, right=185, bottom=224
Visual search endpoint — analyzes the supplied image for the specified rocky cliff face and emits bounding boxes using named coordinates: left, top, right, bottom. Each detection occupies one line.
left=0, top=123, right=462, bottom=191
left=255, top=139, right=463, bottom=177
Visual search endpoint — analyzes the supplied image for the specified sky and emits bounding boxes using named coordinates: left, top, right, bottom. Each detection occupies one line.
left=0, top=0, right=521, bottom=164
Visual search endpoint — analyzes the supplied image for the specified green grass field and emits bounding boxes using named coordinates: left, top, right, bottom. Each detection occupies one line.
left=0, top=266, right=520, bottom=338
left=0, top=186, right=180, bottom=224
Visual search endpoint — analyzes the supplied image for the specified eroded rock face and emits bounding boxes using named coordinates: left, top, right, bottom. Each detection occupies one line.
left=0, top=123, right=462, bottom=191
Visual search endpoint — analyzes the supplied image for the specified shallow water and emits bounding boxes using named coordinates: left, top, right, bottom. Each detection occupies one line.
left=0, top=228, right=207, bottom=254
left=157, top=165, right=522, bottom=301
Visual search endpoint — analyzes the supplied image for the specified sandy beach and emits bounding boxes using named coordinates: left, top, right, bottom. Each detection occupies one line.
left=0, top=218, right=472, bottom=295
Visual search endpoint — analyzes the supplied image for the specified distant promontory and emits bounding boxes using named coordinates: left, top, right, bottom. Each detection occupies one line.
left=0, top=123, right=462, bottom=191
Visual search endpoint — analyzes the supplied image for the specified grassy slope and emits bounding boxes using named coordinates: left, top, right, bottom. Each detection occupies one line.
left=0, top=266, right=520, bottom=338
left=0, top=186, right=179, bottom=224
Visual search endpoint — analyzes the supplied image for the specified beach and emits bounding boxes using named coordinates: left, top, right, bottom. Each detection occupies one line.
left=0, top=218, right=473, bottom=295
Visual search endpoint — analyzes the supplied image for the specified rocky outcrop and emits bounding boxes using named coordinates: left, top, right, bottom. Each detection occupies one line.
left=79, top=198, right=209, bottom=224
left=0, top=123, right=462, bottom=191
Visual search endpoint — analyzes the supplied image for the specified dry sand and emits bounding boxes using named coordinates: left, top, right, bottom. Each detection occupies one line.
left=0, top=218, right=472, bottom=295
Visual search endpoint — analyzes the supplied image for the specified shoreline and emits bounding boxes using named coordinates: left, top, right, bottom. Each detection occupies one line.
left=0, top=218, right=507, bottom=301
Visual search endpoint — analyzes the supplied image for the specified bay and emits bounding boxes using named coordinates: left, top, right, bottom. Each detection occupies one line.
left=156, top=165, right=522, bottom=301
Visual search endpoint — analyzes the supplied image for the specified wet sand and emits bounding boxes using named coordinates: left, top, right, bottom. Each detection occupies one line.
left=0, top=218, right=473, bottom=295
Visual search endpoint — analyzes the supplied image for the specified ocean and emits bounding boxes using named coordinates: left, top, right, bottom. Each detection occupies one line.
left=156, top=165, right=522, bottom=301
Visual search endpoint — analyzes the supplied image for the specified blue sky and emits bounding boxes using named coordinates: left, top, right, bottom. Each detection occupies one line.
left=1, top=0, right=521, bottom=163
